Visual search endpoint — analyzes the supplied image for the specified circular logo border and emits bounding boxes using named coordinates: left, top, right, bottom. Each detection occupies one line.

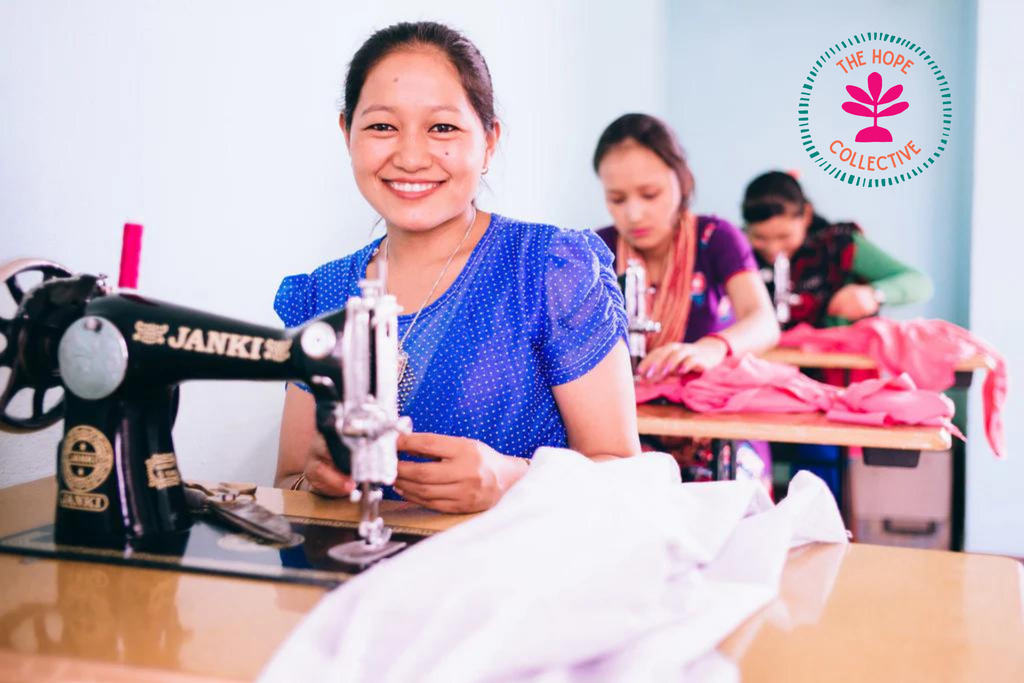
left=61, top=425, right=114, bottom=493
left=799, top=33, right=952, bottom=187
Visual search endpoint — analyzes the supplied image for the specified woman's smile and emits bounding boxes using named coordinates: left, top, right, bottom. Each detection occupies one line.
left=383, top=178, right=447, bottom=200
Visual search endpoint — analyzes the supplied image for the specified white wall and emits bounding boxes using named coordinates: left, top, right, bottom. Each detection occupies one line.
left=0, top=1, right=665, bottom=487
left=965, top=0, right=1024, bottom=556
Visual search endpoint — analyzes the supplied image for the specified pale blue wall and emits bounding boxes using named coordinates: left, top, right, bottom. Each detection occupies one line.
left=965, top=0, right=1024, bottom=557
left=664, top=0, right=976, bottom=326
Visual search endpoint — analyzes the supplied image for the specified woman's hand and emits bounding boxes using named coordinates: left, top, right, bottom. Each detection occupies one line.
left=826, top=284, right=880, bottom=320
left=302, top=432, right=356, bottom=497
left=276, top=384, right=357, bottom=496
left=635, top=337, right=729, bottom=381
left=393, top=433, right=528, bottom=513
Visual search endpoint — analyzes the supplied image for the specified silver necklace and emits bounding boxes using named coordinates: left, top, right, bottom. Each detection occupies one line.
left=381, top=207, right=477, bottom=407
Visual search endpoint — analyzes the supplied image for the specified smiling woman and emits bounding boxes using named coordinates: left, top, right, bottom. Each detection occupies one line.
left=272, top=22, right=641, bottom=514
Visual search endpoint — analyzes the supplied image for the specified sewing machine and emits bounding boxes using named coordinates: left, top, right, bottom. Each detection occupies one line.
left=623, top=259, right=661, bottom=372
left=0, top=258, right=409, bottom=563
left=761, top=254, right=802, bottom=325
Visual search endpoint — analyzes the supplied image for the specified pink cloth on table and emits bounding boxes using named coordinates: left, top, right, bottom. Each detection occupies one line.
left=636, top=355, right=834, bottom=413
left=779, top=318, right=1006, bottom=457
left=636, top=355, right=963, bottom=437
left=825, top=374, right=965, bottom=439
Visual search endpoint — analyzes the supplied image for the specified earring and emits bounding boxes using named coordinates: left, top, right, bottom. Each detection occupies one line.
left=482, top=166, right=489, bottom=176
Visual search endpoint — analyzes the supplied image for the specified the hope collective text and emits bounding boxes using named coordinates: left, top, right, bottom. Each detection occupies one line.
left=798, top=33, right=951, bottom=187
left=834, top=48, right=918, bottom=170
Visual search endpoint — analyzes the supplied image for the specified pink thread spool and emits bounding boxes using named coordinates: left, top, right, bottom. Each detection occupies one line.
left=118, top=222, right=143, bottom=289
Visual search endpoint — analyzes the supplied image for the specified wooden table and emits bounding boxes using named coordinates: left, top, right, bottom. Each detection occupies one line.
left=761, top=348, right=992, bottom=373
left=637, top=404, right=952, bottom=451
left=1, top=478, right=1022, bottom=682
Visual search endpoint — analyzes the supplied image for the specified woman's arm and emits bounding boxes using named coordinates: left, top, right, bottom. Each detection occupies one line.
left=715, top=270, right=781, bottom=354
left=851, top=232, right=934, bottom=304
left=635, top=271, right=780, bottom=380
left=826, top=234, right=934, bottom=320
left=650, top=271, right=779, bottom=378
left=552, top=339, right=642, bottom=460
left=275, top=384, right=355, bottom=495
left=394, top=341, right=641, bottom=514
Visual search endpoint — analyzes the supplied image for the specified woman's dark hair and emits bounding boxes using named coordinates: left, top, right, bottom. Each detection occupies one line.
left=592, top=113, right=695, bottom=210
left=741, top=171, right=809, bottom=224
left=342, top=22, right=496, bottom=132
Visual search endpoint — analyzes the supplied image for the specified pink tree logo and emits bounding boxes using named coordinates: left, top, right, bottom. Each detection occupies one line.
left=843, top=72, right=909, bottom=142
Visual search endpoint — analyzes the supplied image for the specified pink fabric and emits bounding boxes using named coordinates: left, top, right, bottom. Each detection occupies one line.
left=636, top=355, right=964, bottom=438
left=636, top=355, right=833, bottom=413
left=825, top=374, right=964, bottom=439
left=780, top=318, right=1006, bottom=457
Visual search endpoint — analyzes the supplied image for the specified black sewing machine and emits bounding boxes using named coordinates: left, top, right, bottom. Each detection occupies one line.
left=0, top=258, right=409, bottom=563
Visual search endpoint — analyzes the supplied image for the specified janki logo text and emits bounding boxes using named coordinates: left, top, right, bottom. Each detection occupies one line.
left=799, top=34, right=951, bottom=187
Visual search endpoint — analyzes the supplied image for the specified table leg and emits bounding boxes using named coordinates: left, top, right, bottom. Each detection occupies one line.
left=710, top=439, right=737, bottom=481
left=861, top=447, right=923, bottom=468
left=839, top=446, right=848, bottom=526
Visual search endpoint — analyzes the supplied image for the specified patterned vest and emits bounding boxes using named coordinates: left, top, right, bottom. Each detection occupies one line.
left=755, top=218, right=861, bottom=329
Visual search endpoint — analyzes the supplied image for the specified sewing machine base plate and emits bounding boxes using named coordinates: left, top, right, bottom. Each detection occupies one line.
left=0, top=516, right=430, bottom=587
left=328, top=538, right=407, bottom=565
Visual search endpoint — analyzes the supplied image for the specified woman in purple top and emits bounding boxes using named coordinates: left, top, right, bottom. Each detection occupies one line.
left=596, top=215, right=761, bottom=343
left=593, top=114, right=779, bottom=483
left=593, top=114, right=779, bottom=378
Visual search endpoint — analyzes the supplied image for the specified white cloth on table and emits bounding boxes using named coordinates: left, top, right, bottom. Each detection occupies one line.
left=259, top=449, right=848, bottom=683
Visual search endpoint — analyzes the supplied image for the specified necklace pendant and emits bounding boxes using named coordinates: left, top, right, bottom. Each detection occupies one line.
left=397, top=348, right=409, bottom=381
left=396, top=347, right=414, bottom=413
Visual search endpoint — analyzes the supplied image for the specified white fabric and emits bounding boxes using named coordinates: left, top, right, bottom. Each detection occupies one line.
left=260, top=449, right=847, bottom=683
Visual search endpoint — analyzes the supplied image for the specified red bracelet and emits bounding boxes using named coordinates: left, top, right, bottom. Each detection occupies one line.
left=705, top=333, right=733, bottom=357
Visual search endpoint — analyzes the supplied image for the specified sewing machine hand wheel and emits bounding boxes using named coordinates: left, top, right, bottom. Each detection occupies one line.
left=0, top=258, right=74, bottom=432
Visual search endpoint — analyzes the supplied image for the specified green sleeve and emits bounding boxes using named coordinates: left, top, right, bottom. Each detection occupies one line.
left=851, top=232, right=934, bottom=306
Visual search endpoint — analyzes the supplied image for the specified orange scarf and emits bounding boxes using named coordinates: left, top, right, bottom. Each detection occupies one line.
left=616, top=213, right=697, bottom=350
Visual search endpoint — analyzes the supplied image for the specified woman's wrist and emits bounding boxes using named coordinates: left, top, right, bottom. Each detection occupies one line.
left=279, top=472, right=309, bottom=492
left=702, top=333, right=733, bottom=357
left=498, top=454, right=531, bottom=491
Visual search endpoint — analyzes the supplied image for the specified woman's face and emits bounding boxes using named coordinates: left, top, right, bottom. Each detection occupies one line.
left=746, top=205, right=811, bottom=262
left=597, top=140, right=683, bottom=253
left=343, top=47, right=499, bottom=232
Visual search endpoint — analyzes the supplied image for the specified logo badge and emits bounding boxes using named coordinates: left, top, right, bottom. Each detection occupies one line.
left=60, top=425, right=114, bottom=512
left=799, top=33, right=951, bottom=186
left=146, top=452, right=183, bottom=490
left=132, top=321, right=170, bottom=345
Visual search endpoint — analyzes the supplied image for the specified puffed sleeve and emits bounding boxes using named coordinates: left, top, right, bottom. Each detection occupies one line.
left=273, top=273, right=316, bottom=393
left=540, top=228, right=628, bottom=386
left=274, top=273, right=316, bottom=329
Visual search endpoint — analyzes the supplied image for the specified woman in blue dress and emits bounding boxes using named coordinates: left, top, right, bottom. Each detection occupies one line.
left=273, top=22, right=640, bottom=513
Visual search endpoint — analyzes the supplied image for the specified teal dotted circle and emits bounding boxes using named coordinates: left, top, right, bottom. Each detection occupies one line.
left=799, top=33, right=951, bottom=187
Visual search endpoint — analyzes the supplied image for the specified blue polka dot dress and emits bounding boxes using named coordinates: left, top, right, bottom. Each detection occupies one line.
left=274, top=213, right=627, bottom=496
